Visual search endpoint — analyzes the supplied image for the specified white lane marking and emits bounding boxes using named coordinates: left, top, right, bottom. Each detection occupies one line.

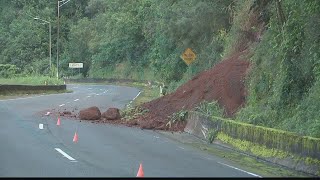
left=66, top=102, right=70, bottom=104
left=45, top=112, right=51, bottom=116
left=59, top=104, right=65, bottom=107
left=178, top=146, right=185, bottom=150
left=39, top=124, right=44, bottom=129
left=88, top=88, right=92, bottom=90
left=201, top=124, right=208, bottom=131
left=132, top=91, right=142, bottom=101
left=87, top=96, right=91, bottom=98
left=74, top=99, right=79, bottom=102
left=154, top=136, right=160, bottom=139
left=100, top=89, right=103, bottom=91
left=201, top=129, right=207, bottom=139
left=55, top=148, right=76, bottom=161
left=96, top=94, right=100, bottom=96
left=217, top=162, right=262, bottom=178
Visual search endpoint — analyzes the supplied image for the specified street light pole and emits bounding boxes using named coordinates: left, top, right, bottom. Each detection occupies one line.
left=34, top=17, right=52, bottom=75
left=49, top=22, right=52, bottom=71
left=56, top=0, right=71, bottom=79
left=56, top=0, right=60, bottom=79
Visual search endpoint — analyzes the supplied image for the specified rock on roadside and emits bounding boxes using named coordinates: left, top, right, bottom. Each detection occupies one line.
left=102, top=108, right=121, bottom=120
left=79, top=106, right=101, bottom=120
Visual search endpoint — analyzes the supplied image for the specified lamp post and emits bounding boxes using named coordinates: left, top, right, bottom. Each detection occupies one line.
left=56, top=0, right=71, bottom=79
left=34, top=17, right=52, bottom=74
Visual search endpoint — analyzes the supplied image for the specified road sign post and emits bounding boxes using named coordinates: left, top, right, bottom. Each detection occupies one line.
left=69, top=63, right=83, bottom=77
left=181, top=48, right=196, bottom=65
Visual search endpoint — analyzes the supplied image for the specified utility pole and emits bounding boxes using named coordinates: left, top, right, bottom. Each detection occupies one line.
left=56, top=0, right=71, bottom=79
left=56, top=0, right=60, bottom=79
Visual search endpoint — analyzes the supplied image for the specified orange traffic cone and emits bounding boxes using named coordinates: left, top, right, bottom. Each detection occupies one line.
left=136, top=163, right=144, bottom=177
left=73, top=132, right=78, bottom=143
left=57, top=117, right=61, bottom=126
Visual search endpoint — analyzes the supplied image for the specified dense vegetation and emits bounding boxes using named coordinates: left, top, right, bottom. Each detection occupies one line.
left=0, top=0, right=319, bottom=137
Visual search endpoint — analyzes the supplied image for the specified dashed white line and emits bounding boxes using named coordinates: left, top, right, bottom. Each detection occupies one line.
left=201, top=124, right=208, bottom=131
left=66, top=102, right=70, bottom=104
left=178, top=146, right=185, bottom=150
left=133, top=91, right=142, bottom=101
left=217, top=162, right=262, bottom=177
left=201, top=129, right=207, bottom=139
left=39, top=124, right=44, bottom=129
left=87, top=96, right=91, bottom=98
left=55, top=148, right=76, bottom=161
left=59, top=104, right=65, bottom=107
left=74, top=99, right=79, bottom=102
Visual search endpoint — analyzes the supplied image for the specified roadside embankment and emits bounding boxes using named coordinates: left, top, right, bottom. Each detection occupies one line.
left=185, top=111, right=320, bottom=176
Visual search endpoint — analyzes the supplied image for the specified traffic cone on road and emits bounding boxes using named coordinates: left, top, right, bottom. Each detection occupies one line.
left=136, top=163, right=144, bottom=177
left=73, top=132, right=78, bottom=143
left=57, top=117, right=61, bottom=126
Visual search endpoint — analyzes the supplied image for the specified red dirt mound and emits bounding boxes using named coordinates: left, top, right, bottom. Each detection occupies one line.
left=126, top=50, right=250, bottom=131
left=123, top=2, right=269, bottom=131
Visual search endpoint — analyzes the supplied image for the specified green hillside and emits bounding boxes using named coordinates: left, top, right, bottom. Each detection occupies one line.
left=0, top=0, right=319, bottom=137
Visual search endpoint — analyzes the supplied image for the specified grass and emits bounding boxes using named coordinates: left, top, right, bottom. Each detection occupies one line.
left=0, top=76, right=64, bottom=85
left=189, top=143, right=310, bottom=177
left=130, top=83, right=159, bottom=106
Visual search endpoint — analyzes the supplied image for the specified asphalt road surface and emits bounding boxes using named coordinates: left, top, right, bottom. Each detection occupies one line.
left=0, top=84, right=262, bottom=177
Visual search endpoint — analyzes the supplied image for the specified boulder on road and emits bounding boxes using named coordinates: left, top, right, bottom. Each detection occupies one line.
left=102, top=108, right=121, bottom=120
left=79, top=106, right=101, bottom=120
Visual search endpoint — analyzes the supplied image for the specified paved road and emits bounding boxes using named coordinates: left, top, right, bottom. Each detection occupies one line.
left=0, top=84, right=261, bottom=177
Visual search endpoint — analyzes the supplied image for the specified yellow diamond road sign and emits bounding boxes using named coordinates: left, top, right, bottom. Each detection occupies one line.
left=181, top=48, right=196, bottom=65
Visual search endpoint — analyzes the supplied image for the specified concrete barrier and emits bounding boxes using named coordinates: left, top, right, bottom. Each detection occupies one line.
left=64, top=78, right=148, bottom=84
left=0, top=84, right=66, bottom=92
left=184, top=111, right=320, bottom=176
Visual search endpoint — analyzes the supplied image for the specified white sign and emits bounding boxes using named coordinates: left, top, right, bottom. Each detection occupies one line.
left=69, top=63, right=83, bottom=68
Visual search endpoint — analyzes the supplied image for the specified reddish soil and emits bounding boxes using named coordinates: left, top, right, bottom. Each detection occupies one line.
left=37, top=3, right=267, bottom=132
left=126, top=50, right=250, bottom=131
left=123, top=3, right=268, bottom=132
